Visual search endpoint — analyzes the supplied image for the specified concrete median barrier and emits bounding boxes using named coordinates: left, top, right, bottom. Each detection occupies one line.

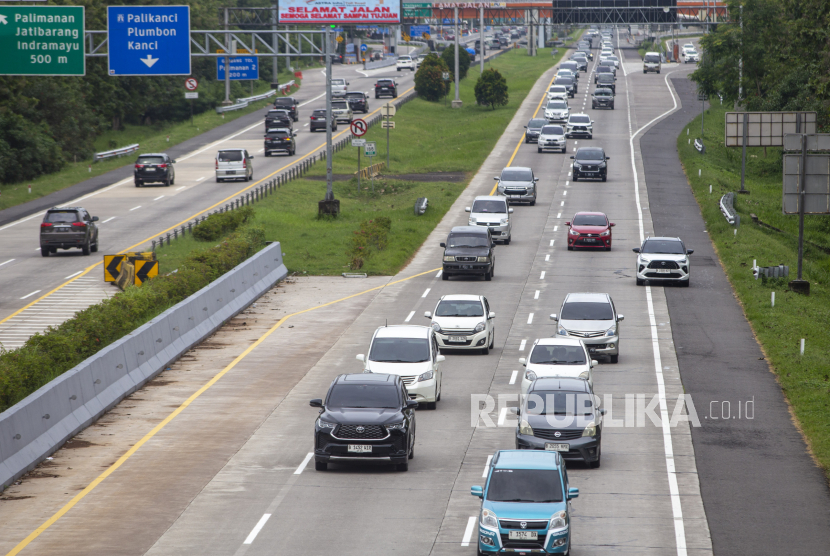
left=0, top=242, right=288, bottom=490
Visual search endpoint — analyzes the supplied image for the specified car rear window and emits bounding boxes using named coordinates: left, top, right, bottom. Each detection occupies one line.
left=327, top=384, right=400, bottom=409
left=597, top=66, right=611, bottom=72
left=268, top=110, right=288, bottom=117
left=594, top=89, right=612, bottom=96
left=217, top=151, right=243, bottom=162
left=560, top=302, right=614, bottom=320
left=447, top=233, right=490, bottom=248
left=570, top=115, right=590, bottom=124
left=137, top=156, right=165, bottom=165
left=399, top=56, right=411, bottom=61
left=45, top=211, right=80, bottom=223
left=332, top=101, right=348, bottom=109
left=378, top=80, right=394, bottom=85
left=500, top=169, right=533, bottom=181
left=369, top=338, right=430, bottom=363
left=266, top=131, right=290, bottom=139
left=541, top=126, right=564, bottom=135
left=472, top=200, right=507, bottom=214
left=487, top=469, right=563, bottom=503
left=274, top=98, right=294, bottom=106
left=572, top=214, right=608, bottom=226
left=346, top=92, right=364, bottom=98
left=598, top=75, right=614, bottom=82
left=331, top=79, right=346, bottom=85
left=312, top=110, right=327, bottom=116
left=529, top=345, right=586, bottom=365
left=436, top=300, right=484, bottom=317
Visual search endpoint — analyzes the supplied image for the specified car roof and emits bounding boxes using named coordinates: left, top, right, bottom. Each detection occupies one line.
left=336, top=373, right=399, bottom=384
left=450, top=225, right=488, bottom=234
left=535, top=337, right=585, bottom=347
left=374, top=325, right=431, bottom=339
left=440, top=294, right=483, bottom=302
left=473, top=195, right=508, bottom=202
left=645, top=51, right=661, bottom=56
left=274, top=97, right=295, bottom=101
left=573, top=211, right=607, bottom=216
left=530, top=377, right=591, bottom=392
left=503, top=166, right=531, bottom=172
left=137, top=153, right=168, bottom=157
left=492, top=450, right=562, bottom=470
left=564, top=292, right=611, bottom=303
left=218, top=148, right=245, bottom=152
left=569, top=113, right=590, bottom=118
left=268, top=109, right=289, bottom=113
left=48, top=206, right=83, bottom=211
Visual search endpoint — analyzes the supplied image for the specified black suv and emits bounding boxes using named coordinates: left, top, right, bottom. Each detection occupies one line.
left=264, top=128, right=295, bottom=156
left=346, top=91, right=370, bottom=113
left=440, top=226, right=496, bottom=281
left=375, top=78, right=397, bottom=98
left=273, top=96, right=299, bottom=121
left=40, top=207, right=99, bottom=257
left=592, top=88, right=615, bottom=109
left=265, top=109, right=293, bottom=131
left=554, top=76, right=576, bottom=97
left=596, top=72, right=616, bottom=93
left=310, top=109, right=337, bottom=132
left=524, top=117, right=547, bottom=143
left=594, top=65, right=615, bottom=84
left=571, top=147, right=610, bottom=182
left=134, top=153, right=175, bottom=187
left=311, top=373, right=417, bottom=471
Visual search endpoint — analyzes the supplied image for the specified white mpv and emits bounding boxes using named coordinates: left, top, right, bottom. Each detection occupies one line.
left=519, top=338, right=596, bottom=396
left=425, top=294, right=496, bottom=354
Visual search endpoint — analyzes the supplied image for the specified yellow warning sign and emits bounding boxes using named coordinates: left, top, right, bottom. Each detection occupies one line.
left=104, top=255, right=125, bottom=282
left=134, top=260, right=159, bottom=286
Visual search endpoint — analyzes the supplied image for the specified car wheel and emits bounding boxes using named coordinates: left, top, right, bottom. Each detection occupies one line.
left=644, top=70, right=647, bottom=74
left=165, top=177, right=171, bottom=187
left=82, top=242, right=91, bottom=256
left=484, top=269, right=492, bottom=281
left=427, top=400, right=437, bottom=410
left=489, top=331, right=495, bottom=350
left=636, top=278, right=644, bottom=286
left=171, top=175, right=175, bottom=185
left=315, top=460, right=327, bottom=471
left=601, top=175, right=607, bottom=182
left=504, top=237, right=510, bottom=245
left=681, top=279, right=690, bottom=287
left=481, top=344, right=489, bottom=355
left=529, top=199, right=536, bottom=206
left=441, top=271, right=449, bottom=280
left=40, top=247, right=49, bottom=257
left=573, top=175, right=578, bottom=181
left=397, top=68, right=401, bottom=71
left=91, top=242, right=98, bottom=253
left=567, top=245, right=573, bottom=251
left=610, top=354, right=619, bottom=364
left=135, top=181, right=141, bottom=188
left=397, top=462, right=409, bottom=472
left=588, top=134, right=593, bottom=139
left=589, top=446, right=601, bottom=468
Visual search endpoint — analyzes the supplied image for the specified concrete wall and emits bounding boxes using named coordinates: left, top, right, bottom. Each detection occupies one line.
left=0, top=242, right=288, bottom=489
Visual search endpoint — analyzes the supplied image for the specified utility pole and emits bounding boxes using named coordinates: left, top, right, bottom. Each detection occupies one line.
left=222, top=7, right=231, bottom=106
left=479, top=6, right=484, bottom=74
left=325, top=26, right=333, bottom=201
left=452, top=7, right=462, bottom=108
left=270, top=3, right=279, bottom=89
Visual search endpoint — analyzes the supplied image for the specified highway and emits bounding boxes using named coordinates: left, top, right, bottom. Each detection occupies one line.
left=0, top=36, right=718, bottom=555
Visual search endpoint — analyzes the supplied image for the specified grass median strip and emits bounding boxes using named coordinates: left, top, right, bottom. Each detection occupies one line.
left=677, top=99, right=830, bottom=474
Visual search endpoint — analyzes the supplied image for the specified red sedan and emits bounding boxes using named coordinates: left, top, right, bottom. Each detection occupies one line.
left=566, top=211, right=615, bottom=251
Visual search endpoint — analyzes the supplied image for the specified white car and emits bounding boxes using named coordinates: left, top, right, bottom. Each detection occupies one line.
left=466, top=195, right=513, bottom=244
left=357, top=325, right=444, bottom=408
left=566, top=113, right=593, bottom=139
left=519, top=338, right=596, bottom=395
left=633, top=236, right=694, bottom=287
left=537, top=124, right=567, bottom=153
left=331, top=78, right=348, bottom=97
left=606, top=55, right=620, bottom=68
left=544, top=99, right=570, bottom=123
left=684, top=49, right=699, bottom=63
left=397, top=55, right=416, bottom=71
left=547, top=85, right=569, bottom=101
left=425, top=294, right=496, bottom=354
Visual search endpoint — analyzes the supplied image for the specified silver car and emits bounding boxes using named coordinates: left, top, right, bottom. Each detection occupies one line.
left=466, top=195, right=513, bottom=244
left=545, top=99, right=570, bottom=123
left=330, top=100, right=353, bottom=123
left=331, top=78, right=348, bottom=98
left=537, top=124, right=567, bottom=153
left=495, top=167, right=538, bottom=205
left=550, top=292, right=623, bottom=364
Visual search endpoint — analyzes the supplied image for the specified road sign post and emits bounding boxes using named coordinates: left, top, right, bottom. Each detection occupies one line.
left=107, top=6, right=191, bottom=76
left=185, top=78, right=198, bottom=124
left=351, top=119, right=368, bottom=193
left=381, top=103, right=395, bottom=170
left=0, top=6, right=85, bottom=76
left=365, top=141, right=377, bottom=192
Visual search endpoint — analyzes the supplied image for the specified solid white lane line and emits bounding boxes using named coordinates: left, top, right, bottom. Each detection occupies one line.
left=534, top=290, right=540, bottom=299
left=243, top=514, right=272, bottom=545
left=436, top=270, right=442, bottom=278
left=0, top=259, right=14, bottom=267
left=498, top=407, right=508, bottom=425
left=294, top=452, right=314, bottom=475
left=519, top=339, right=527, bottom=351
left=421, top=288, right=430, bottom=298
left=545, top=254, right=550, bottom=262
left=483, top=455, right=493, bottom=477
left=527, top=313, right=534, bottom=324
left=461, top=516, right=477, bottom=547
left=509, top=370, right=518, bottom=385
left=153, top=195, right=165, bottom=201
left=102, top=217, right=116, bottom=224
left=129, top=206, right=141, bottom=211
left=405, top=311, right=415, bottom=322
left=20, top=290, right=41, bottom=300
left=64, top=271, right=83, bottom=279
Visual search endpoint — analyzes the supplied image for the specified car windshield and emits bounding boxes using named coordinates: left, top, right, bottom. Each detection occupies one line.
left=369, top=337, right=430, bottom=363
left=555, top=77, right=573, bottom=85
left=45, top=211, right=79, bottom=223
left=576, top=149, right=604, bottom=160
left=597, top=66, right=611, bottom=73
left=326, top=384, right=399, bottom=408
left=541, top=126, right=564, bottom=135
left=645, top=54, right=661, bottom=63
left=137, top=156, right=165, bottom=164
left=217, top=151, right=243, bottom=162
left=435, top=300, right=484, bottom=317
left=561, top=62, right=577, bottom=69
left=529, top=345, right=586, bottom=365
left=598, top=75, right=614, bottom=82
left=500, top=169, right=533, bottom=181
left=572, top=214, right=607, bottom=226
left=548, top=101, right=568, bottom=109
left=526, top=391, right=594, bottom=416
left=447, top=233, right=490, bottom=248
left=266, top=131, right=290, bottom=139
left=528, top=119, right=546, bottom=129
left=312, top=110, right=326, bottom=117
left=642, top=240, right=685, bottom=254
left=570, top=115, right=590, bottom=124
left=487, top=469, right=563, bottom=503
left=560, top=302, right=614, bottom=320
left=472, top=200, right=507, bottom=213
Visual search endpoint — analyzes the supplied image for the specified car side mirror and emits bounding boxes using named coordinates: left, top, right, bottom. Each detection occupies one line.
left=436, top=355, right=445, bottom=363
left=92, top=216, right=99, bottom=222
left=249, top=155, right=255, bottom=159
left=617, top=314, right=624, bottom=322
left=565, top=221, right=571, bottom=226
left=488, top=311, right=496, bottom=319
left=610, top=222, right=616, bottom=227
left=407, top=400, right=419, bottom=409
left=605, top=156, right=610, bottom=159
left=310, top=398, right=323, bottom=408
left=471, top=485, right=483, bottom=498
left=533, top=178, right=539, bottom=182
left=172, top=159, right=177, bottom=163
left=491, top=242, right=496, bottom=248
left=567, top=487, right=579, bottom=500
left=508, top=208, right=514, bottom=214
left=632, top=247, right=641, bottom=253
left=424, top=311, right=432, bottom=319
left=440, top=242, right=446, bottom=248
left=519, top=357, right=527, bottom=366
left=687, top=249, right=694, bottom=255
left=524, top=126, right=528, bottom=129
left=494, top=177, right=499, bottom=181
left=570, top=155, right=575, bottom=159
left=591, top=359, right=598, bottom=367
left=600, top=408, right=607, bottom=415
left=550, top=313, right=558, bottom=321
left=356, top=354, right=366, bottom=363
left=465, top=207, right=471, bottom=212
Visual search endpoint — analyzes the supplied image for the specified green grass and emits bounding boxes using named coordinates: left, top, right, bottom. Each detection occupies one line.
left=0, top=70, right=300, bottom=212
left=677, top=99, right=830, bottom=475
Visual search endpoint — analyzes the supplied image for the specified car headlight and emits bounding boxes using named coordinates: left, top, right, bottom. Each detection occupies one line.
left=582, top=421, right=597, bottom=437
left=500, top=218, right=509, bottom=225
left=477, top=256, right=490, bottom=263
left=316, top=418, right=337, bottom=430
left=386, top=421, right=406, bottom=430
left=569, top=228, right=579, bottom=236
left=599, top=162, right=606, bottom=168
left=480, top=509, right=499, bottom=529
left=431, top=322, right=442, bottom=333
left=550, top=510, right=569, bottom=532
left=525, top=370, right=537, bottom=381
left=558, top=325, right=568, bottom=336
left=579, top=370, right=590, bottom=380
left=679, top=259, right=687, bottom=265
left=443, top=256, right=455, bottom=262
left=417, top=370, right=434, bottom=382
left=600, top=230, right=610, bottom=237
left=606, top=325, right=616, bottom=336
left=469, top=218, right=477, bottom=225
left=474, top=321, right=486, bottom=333
left=573, top=162, right=581, bottom=169
left=519, top=420, right=533, bottom=435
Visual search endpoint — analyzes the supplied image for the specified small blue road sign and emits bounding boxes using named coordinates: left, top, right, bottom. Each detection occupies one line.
left=217, top=57, right=259, bottom=80
left=360, top=44, right=368, bottom=52
left=409, top=25, right=430, bottom=38
left=107, top=5, right=191, bottom=76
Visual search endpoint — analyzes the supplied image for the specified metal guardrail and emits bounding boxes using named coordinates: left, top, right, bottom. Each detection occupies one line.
left=216, top=88, right=283, bottom=114
left=414, top=197, right=428, bottom=216
left=237, top=89, right=277, bottom=104
left=752, top=264, right=789, bottom=280
left=277, top=80, right=296, bottom=94
left=720, top=192, right=739, bottom=226
left=694, top=138, right=705, bottom=153
left=215, top=100, right=250, bottom=114
left=93, top=143, right=139, bottom=162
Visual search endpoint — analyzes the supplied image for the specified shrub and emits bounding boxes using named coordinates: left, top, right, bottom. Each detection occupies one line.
left=347, top=217, right=392, bottom=270
left=441, top=46, right=471, bottom=81
left=192, top=206, right=254, bottom=241
left=475, top=68, right=509, bottom=109
left=414, top=54, right=450, bottom=102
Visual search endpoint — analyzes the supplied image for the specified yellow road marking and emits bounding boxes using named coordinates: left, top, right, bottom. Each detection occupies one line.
left=6, top=264, right=438, bottom=556
left=0, top=87, right=415, bottom=329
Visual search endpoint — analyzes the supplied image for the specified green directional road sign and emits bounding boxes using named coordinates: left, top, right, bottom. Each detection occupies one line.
left=0, top=6, right=85, bottom=76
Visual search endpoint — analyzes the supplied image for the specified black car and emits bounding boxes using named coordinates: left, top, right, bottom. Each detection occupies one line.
left=265, top=109, right=293, bottom=130
left=310, top=109, right=337, bottom=132
left=346, top=91, right=370, bottom=113
left=524, top=117, right=547, bottom=143
left=134, top=153, right=175, bottom=187
left=440, top=226, right=496, bottom=281
left=596, top=72, right=616, bottom=93
left=264, top=128, right=295, bottom=156
left=592, top=88, right=615, bottom=110
left=311, top=373, right=417, bottom=471
left=40, top=206, right=99, bottom=257
left=571, top=147, right=610, bottom=182
left=554, top=76, right=576, bottom=97
left=375, top=78, right=397, bottom=99
left=498, top=36, right=509, bottom=48
left=474, top=39, right=485, bottom=55
left=273, top=96, right=299, bottom=121
left=594, top=65, right=615, bottom=84
left=515, top=377, right=604, bottom=468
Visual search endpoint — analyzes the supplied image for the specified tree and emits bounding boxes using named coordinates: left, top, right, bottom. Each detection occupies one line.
left=475, top=68, right=509, bottom=110
left=441, top=46, right=471, bottom=81
left=414, top=54, right=450, bottom=102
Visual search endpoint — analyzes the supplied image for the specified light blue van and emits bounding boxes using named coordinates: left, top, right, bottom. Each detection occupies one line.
left=471, top=450, right=578, bottom=555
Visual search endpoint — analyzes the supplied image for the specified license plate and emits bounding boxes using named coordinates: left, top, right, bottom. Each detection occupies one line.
left=448, top=336, right=466, bottom=343
left=56, top=227, right=70, bottom=232
left=657, top=269, right=671, bottom=274
left=508, top=530, right=538, bottom=541
left=145, top=168, right=156, bottom=171
left=348, top=445, right=372, bottom=453
left=583, top=238, right=596, bottom=242
left=545, top=443, right=569, bottom=452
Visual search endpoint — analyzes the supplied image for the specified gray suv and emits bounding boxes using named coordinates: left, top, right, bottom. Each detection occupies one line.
left=495, top=167, right=538, bottom=205
left=40, top=207, right=99, bottom=257
left=550, top=292, right=623, bottom=363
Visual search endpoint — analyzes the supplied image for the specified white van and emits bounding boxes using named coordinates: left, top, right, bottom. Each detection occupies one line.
left=643, top=51, right=662, bottom=74
left=215, top=148, right=254, bottom=182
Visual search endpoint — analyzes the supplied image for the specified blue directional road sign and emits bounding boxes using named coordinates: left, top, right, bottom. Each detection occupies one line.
left=217, top=57, right=259, bottom=81
left=107, top=6, right=191, bottom=76
left=409, top=25, right=430, bottom=39
left=360, top=44, right=368, bottom=52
